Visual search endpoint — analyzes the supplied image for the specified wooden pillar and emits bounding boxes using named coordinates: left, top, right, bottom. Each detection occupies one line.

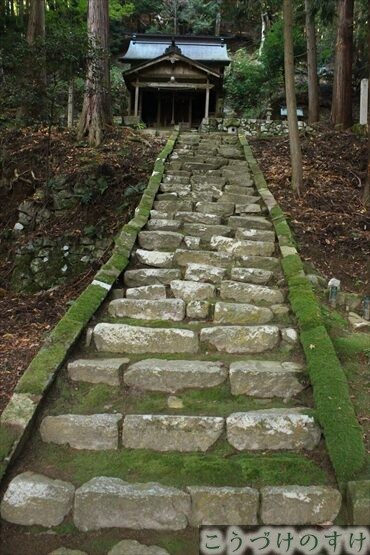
left=188, top=96, right=193, bottom=127
left=134, top=85, right=139, bottom=117
left=157, top=92, right=161, bottom=127
left=171, top=92, right=175, bottom=125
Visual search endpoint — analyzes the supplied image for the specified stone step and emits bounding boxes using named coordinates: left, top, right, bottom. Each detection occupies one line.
left=190, top=191, right=214, bottom=202
left=174, top=249, right=233, bottom=269
left=146, top=219, right=182, bottom=232
left=211, top=236, right=275, bottom=257
left=162, top=175, right=190, bottom=184
left=200, top=325, right=280, bottom=354
left=165, top=169, right=191, bottom=177
left=124, top=269, right=181, bottom=287
left=160, top=183, right=191, bottom=193
left=154, top=200, right=193, bottom=212
left=183, top=223, right=233, bottom=241
left=156, top=193, right=178, bottom=201
left=228, top=215, right=273, bottom=230
left=226, top=409, right=321, bottom=451
left=150, top=210, right=175, bottom=219
left=230, top=267, right=273, bottom=285
left=175, top=211, right=222, bottom=225
left=122, top=415, right=224, bottom=452
left=108, top=299, right=185, bottom=321
left=191, top=182, right=224, bottom=197
left=235, top=203, right=262, bottom=214
left=68, top=358, right=129, bottom=386
left=126, top=284, right=167, bottom=300
left=238, top=256, right=281, bottom=272
left=220, top=281, right=285, bottom=304
left=183, top=161, right=222, bottom=172
left=195, top=201, right=234, bottom=217
left=93, top=323, right=199, bottom=354
left=236, top=228, right=276, bottom=242
left=221, top=193, right=260, bottom=205
left=214, top=302, right=274, bottom=325
left=224, top=184, right=255, bottom=195
left=107, top=540, right=170, bottom=555
left=191, top=175, right=226, bottom=186
left=170, top=280, right=215, bottom=301
left=187, top=300, right=210, bottom=319
left=123, top=359, right=227, bottom=393
left=183, top=236, right=201, bottom=250
left=139, top=231, right=184, bottom=251
left=184, top=263, right=226, bottom=284
left=40, top=414, right=122, bottom=450
left=135, top=249, right=174, bottom=268
left=218, top=146, right=244, bottom=159
left=229, top=360, right=305, bottom=398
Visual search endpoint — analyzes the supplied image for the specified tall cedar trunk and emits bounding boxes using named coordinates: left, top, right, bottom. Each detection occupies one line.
left=305, top=0, right=320, bottom=123
left=26, top=0, right=44, bottom=45
left=23, top=0, right=45, bottom=118
left=78, top=0, right=111, bottom=146
left=364, top=0, right=370, bottom=207
left=283, top=0, right=303, bottom=195
left=331, top=0, right=354, bottom=128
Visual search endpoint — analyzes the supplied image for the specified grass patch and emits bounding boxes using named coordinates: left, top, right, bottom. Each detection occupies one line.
left=158, top=535, right=198, bottom=555
left=49, top=380, right=122, bottom=416
left=0, top=426, right=17, bottom=462
left=333, top=334, right=370, bottom=357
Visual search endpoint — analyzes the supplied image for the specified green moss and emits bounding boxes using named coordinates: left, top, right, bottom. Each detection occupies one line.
left=275, top=220, right=293, bottom=239
left=282, top=255, right=305, bottom=279
left=66, top=285, right=107, bottom=324
left=270, top=205, right=285, bottom=221
left=334, top=334, right=370, bottom=357
left=0, top=426, right=17, bottom=462
left=158, top=536, right=198, bottom=555
left=289, top=283, right=323, bottom=331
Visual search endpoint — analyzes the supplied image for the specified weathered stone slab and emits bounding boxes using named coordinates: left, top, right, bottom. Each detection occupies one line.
left=162, top=175, right=190, bottom=185
left=214, top=302, right=273, bottom=325
left=185, top=263, right=226, bottom=284
left=1, top=472, right=74, bottom=527
left=124, top=359, right=227, bottom=393
left=175, top=211, right=221, bottom=225
left=220, top=281, right=284, bottom=304
left=0, top=393, right=39, bottom=432
left=94, top=323, right=199, bottom=354
left=191, top=175, right=226, bottom=186
left=40, top=414, right=122, bottom=450
left=238, top=256, right=281, bottom=272
left=184, top=236, right=201, bottom=250
left=188, top=486, right=259, bottom=526
left=74, top=477, right=190, bottom=531
left=200, top=326, right=280, bottom=354
left=150, top=210, right=175, bottom=219
left=139, top=231, right=183, bottom=251
left=68, top=358, right=128, bottom=386
left=231, top=267, right=273, bottom=285
left=218, top=146, right=243, bottom=159
left=236, top=228, right=276, bottom=242
left=227, top=409, right=321, bottom=451
left=122, top=415, right=224, bottom=452
left=211, top=236, right=275, bottom=257
left=174, top=249, right=233, bottom=269
left=230, top=360, right=305, bottom=398
left=224, top=185, right=255, bottom=196
left=126, top=285, right=167, bottom=300
left=221, top=193, right=260, bottom=205
left=108, top=299, right=185, bottom=321
left=347, top=481, right=370, bottom=525
left=229, top=215, right=273, bottom=230
left=196, top=202, right=234, bottom=217
left=154, top=200, right=192, bottom=212
left=146, top=219, right=182, bottom=232
left=170, top=280, right=215, bottom=301
left=183, top=223, right=232, bottom=241
left=187, top=300, right=210, bottom=319
left=260, top=486, right=342, bottom=524
left=124, top=269, right=181, bottom=287
left=108, top=540, right=170, bottom=555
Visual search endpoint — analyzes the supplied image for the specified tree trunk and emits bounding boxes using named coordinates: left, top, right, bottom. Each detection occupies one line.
left=26, top=0, right=44, bottom=45
left=283, top=0, right=303, bottom=195
left=331, top=0, right=354, bottom=129
left=364, top=1, right=370, bottom=207
left=67, top=78, right=74, bottom=128
left=258, top=13, right=271, bottom=58
left=305, top=0, right=319, bottom=123
left=78, top=0, right=111, bottom=146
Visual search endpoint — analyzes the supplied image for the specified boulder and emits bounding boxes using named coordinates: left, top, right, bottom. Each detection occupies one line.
left=200, top=325, right=280, bottom=354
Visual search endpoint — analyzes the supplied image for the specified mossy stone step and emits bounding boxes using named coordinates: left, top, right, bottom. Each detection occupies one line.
left=211, top=236, right=275, bottom=257
left=124, top=269, right=181, bottom=287
left=195, top=201, right=234, bottom=217
left=175, top=211, right=222, bottom=225
left=108, top=299, right=185, bottom=322
left=135, top=249, right=174, bottom=269
left=200, top=325, right=280, bottom=354
left=125, top=284, right=167, bottom=300
left=220, top=281, right=284, bottom=304
left=68, top=358, right=129, bottom=386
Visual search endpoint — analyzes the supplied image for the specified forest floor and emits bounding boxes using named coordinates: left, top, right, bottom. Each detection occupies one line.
left=0, top=126, right=164, bottom=414
left=250, top=125, right=369, bottom=295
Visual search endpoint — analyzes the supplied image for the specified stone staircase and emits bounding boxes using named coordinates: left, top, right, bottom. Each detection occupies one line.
left=0, top=133, right=342, bottom=555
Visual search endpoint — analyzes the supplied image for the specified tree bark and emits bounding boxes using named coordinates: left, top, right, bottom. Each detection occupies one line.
left=26, top=0, right=44, bottom=45
left=331, top=0, right=354, bottom=129
left=283, top=0, right=303, bottom=195
left=305, top=0, right=319, bottom=123
left=78, top=0, right=111, bottom=146
left=364, top=0, right=370, bottom=207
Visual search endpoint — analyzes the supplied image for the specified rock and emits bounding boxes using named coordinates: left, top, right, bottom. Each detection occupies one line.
left=238, top=256, right=281, bottom=272
left=186, top=300, right=210, bottom=319
left=74, top=477, right=190, bottom=531
left=188, top=486, right=259, bottom=526
left=221, top=193, right=260, bottom=205
left=231, top=267, right=273, bottom=285
left=229, top=360, right=305, bottom=398
left=138, top=231, right=183, bottom=251
left=348, top=312, right=370, bottom=331
left=236, top=228, right=275, bottom=242
left=281, top=328, right=299, bottom=344
left=214, top=302, right=273, bottom=325
left=135, top=250, right=174, bottom=268
left=175, top=212, right=221, bottom=225
left=150, top=210, right=174, bottom=220
left=1, top=472, right=74, bottom=527
left=108, top=299, right=185, bottom=322
left=236, top=203, right=262, bottom=214
left=170, top=280, right=215, bottom=301
left=183, top=223, right=232, bottom=241
left=211, top=236, right=275, bottom=257
left=200, top=325, right=280, bottom=354
left=108, top=540, right=170, bottom=555
left=347, top=481, right=370, bottom=525
left=228, top=216, right=273, bottom=230
left=220, top=281, right=284, bottom=304
left=0, top=393, right=39, bottom=432
left=146, top=220, right=182, bottom=232
left=94, top=323, right=199, bottom=354
left=191, top=175, right=226, bottom=186
left=49, top=549, right=87, bottom=555
left=68, top=358, right=128, bottom=386
left=122, top=415, right=224, bottom=452
left=126, top=285, right=167, bottom=300
left=185, top=263, right=226, bottom=284
left=218, top=146, right=243, bottom=159
left=195, top=202, right=234, bottom=217
left=271, top=304, right=290, bottom=318
left=226, top=409, right=321, bottom=451
left=154, top=200, right=192, bottom=212
left=167, top=395, right=184, bottom=409
left=40, top=414, right=122, bottom=450
left=260, top=486, right=342, bottom=524
left=184, top=236, right=201, bottom=250
left=124, top=359, right=227, bottom=393
left=174, top=249, right=233, bottom=269
left=124, top=269, right=181, bottom=287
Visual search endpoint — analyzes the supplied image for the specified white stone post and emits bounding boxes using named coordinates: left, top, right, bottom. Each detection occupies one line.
left=360, top=78, right=368, bottom=125
left=205, top=84, right=210, bottom=122
left=134, top=85, right=139, bottom=117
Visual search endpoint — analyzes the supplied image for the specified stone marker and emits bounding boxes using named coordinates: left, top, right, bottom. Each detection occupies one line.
left=188, top=486, right=259, bottom=526
left=94, top=323, right=199, bottom=354
left=108, top=540, right=170, bottom=555
left=74, top=477, right=190, bottom=531
left=1, top=472, right=74, bottom=527
left=260, top=486, right=342, bottom=524
left=124, top=359, right=227, bottom=393
left=170, top=280, right=215, bottom=301
left=108, top=299, right=185, bottom=321
left=126, top=284, right=167, bottom=300
left=200, top=325, right=280, bottom=354
left=347, top=480, right=370, bottom=525
left=40, top=414, right=122, bottom=450
left=122, top=415, right=224, bottom=452
left=68, top=358, right=128, bottom=386
left=135, top=249, right=174, bottom=268
left=226, top=409, right=321, bottom=451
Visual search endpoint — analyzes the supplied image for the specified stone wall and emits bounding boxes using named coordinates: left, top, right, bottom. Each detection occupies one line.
left=201, top=117, right=309, bottom=136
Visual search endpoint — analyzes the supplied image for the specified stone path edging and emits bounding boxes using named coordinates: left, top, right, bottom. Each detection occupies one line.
left=0, top=132, right=179, bottom=483
left=239, top=134, right=366, bottom=485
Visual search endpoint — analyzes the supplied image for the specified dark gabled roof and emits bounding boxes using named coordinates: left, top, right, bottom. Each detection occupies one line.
left=122, top=50, right=221, bottom=79
left=121, top=34, right=230, bottom=64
